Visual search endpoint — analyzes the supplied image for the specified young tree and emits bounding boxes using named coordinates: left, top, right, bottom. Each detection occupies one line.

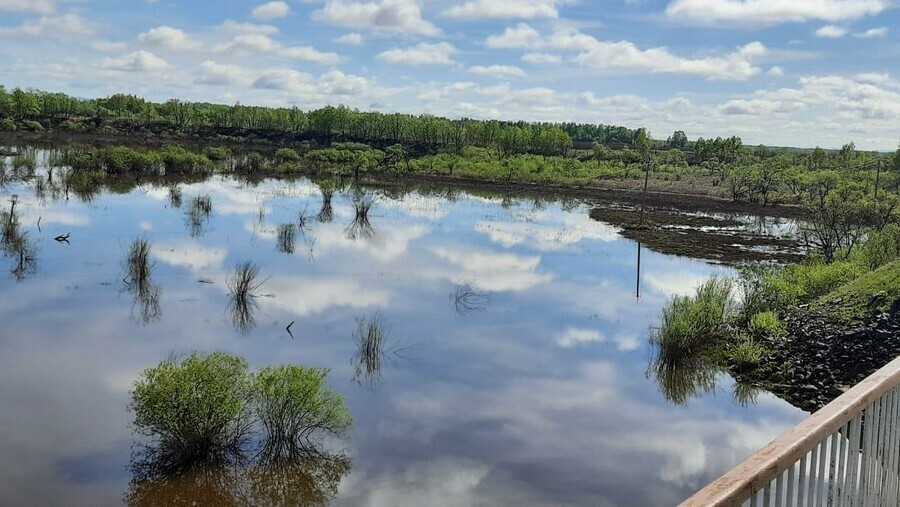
left=667, top=130, right=688, bottom=149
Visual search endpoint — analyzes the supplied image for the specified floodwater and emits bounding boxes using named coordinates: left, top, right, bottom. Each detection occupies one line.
left=0, top=148, right=807, bottom=506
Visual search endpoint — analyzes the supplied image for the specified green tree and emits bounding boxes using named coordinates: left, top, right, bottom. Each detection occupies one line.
left=11, top=88, right=40, bottom=119
left=667, top=130, right=688, bottom=149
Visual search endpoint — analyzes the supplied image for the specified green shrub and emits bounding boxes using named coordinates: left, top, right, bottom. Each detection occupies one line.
left=748, top=311, right=786, bottom=337
left=0, top=118, right=15, bottom=131
left=235, top=152, right=267, bottom=172
left=275, top=147, right=301, bottom=162
left=854, top=225, right=900, bottom=270
left=331, top=141, right=371, bottom=152
left=728, top=334, right=766, bottom=373
left=819, top=260, right=900, bottom=320
left=12, top=153, right=37, bottom=173
left=59, top=119, right=85, bottom=132
left=157, top=145, right=211, bottom=174
left=789, top=259, right=866, bottom=299
left=98, top=146, right=157, bottom=175
left=651, top=277, right=735, bottom=365
left=739, top=259, right=865, bottom=318
left=130, top=352, right=253, bottom=468
left=202, top=146, right=231, bottom=161
left=253, top=366, right=351, bottom=458
left=23, top=120, right=44, bottom=131
left=130, top=352, right=353, bottom=475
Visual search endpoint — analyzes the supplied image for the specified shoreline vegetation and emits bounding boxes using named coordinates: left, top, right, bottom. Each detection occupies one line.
left=3, top=85, right=900, bottom=411
left=651, top=226, right=900, bottom=412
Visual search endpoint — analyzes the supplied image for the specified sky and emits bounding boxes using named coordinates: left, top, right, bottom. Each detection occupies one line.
left=0, top=0, right=898, bottom=150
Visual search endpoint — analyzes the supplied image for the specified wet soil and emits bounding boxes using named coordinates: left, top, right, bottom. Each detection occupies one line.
left=589, top=206, right=803, bottom=265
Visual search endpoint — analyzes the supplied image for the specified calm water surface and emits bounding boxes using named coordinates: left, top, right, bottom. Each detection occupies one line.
left=0, top=152, right=806, bottom=506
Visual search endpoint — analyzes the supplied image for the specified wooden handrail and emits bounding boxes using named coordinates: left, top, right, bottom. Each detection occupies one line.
left=681, top=354, right=900, bottom=506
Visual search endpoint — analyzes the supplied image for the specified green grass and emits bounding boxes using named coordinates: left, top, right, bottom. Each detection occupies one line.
left=651, top=277, right=735, bottom=366
left=818, top=260, right=900, bottom=321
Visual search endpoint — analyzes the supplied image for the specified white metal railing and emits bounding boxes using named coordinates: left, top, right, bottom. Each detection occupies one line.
left=682, top=355, right=900, bottom=507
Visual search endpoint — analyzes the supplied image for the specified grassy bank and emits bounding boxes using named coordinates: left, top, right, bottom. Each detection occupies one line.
left=650, top=224, right=900, bottom=407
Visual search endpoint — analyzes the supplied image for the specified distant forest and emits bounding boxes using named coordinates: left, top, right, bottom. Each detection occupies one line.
left=1, top=84, right=736, bottom=157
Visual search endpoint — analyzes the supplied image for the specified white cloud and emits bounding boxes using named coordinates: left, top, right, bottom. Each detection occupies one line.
left=469, top=64, right=525, bottom=77
left=102, top=50, right=170, bottom=72
left=318, top=70, right=371, bottom=95
left=252, top=1, right=290, bottom=20
left=0, top=0, right=57, bottom=13
left=555, top=328, right=603, bottom=348
left=195, top=60, right=254, bottom=86
left=486, top=23, right=541, bottom=49
left=215, top=33, right=281, bottom=53
left=250, top=68, right=373, bottom=98
left=138, top=26, right=201, bottom=51
left=429, top=246, right=553, bottom=292
left=488, top=24, right=768, bottom=80
left=313, top=0, right=440, bottom=37
left=334, top=32, right=363, bottom=44
left=0, top=13, right=93, bottom=38
left=218, top=19, right=279, bottom=35
left=253, top=68, right=317, bottom=93
left=377, top=42, right=457, bottom=66
left=261, top=276, right=391, bottom=317
left=815, top=24, right=847, bottom=38
left=521, top=52, right=561, bottom=64
left=91, top=40, right=128, bottom=52
left=855, top=26, right=888, bottom=37
left=718, top=74, right=900, bottom=121
left=214, top=34, right=340, bottom=64
left=664, top=0, right=888, bottom=26
left=767, top=66, right=784, bottom=76
left=152, top=243, right=227, bottom=271
left=281, top=45, right=342, bottom=65
left=443, top=0, right=559, bottom=19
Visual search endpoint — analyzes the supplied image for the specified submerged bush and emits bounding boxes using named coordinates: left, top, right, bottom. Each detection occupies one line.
left=12, top=153, right=37, bottom=173
left=202, top=146, right=231, bottom=162
left=158, top=145, right=211, bottom=174
left=728, top=334, right=767, bottom=374
left=130, top=352, right=254, bottom=472
left=130, top=352, right=352, bottom=478
left=651, top=277, right=735, bottom=365
left=253, top=366, right=351, bottom=459
left=275, top=147, right=300, bottom=162
left=98, top=146, right=157, bottom=175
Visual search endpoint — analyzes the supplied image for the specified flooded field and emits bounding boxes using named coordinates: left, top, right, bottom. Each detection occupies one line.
left=0, top=148, right=807, bottom=506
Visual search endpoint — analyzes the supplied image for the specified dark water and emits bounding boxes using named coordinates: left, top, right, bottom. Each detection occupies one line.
left=0, top=150, right=806, bottom=506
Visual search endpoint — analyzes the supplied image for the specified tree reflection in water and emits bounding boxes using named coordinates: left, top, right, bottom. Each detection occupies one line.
left=648, top=340, right=764, bottom=407
left=648, top=348, right=718, bottom=406
left=1, top=195, right=38, bottom=281
left=316, top=181, right=334, bottom=224
left=126, top=449, right=351, bottom=507
left=226, top=262, right=265, bottom=334
left=344, top=192, right=375, bottom=241
left=185, top=194, right=212, bottom=238
left=122, top=237, right=161, bottom=323
left=126, top=354, right=352, bottom=506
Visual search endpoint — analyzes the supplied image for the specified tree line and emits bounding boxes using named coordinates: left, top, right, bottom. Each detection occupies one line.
left=0, top=85, right=654, bottom=156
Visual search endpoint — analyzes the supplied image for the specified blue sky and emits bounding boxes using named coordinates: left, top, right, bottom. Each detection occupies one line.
left=0, top=0, right=898, bottom=149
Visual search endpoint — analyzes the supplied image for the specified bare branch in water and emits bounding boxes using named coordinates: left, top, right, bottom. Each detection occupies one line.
left=452, top=283, right=491, bottom=315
